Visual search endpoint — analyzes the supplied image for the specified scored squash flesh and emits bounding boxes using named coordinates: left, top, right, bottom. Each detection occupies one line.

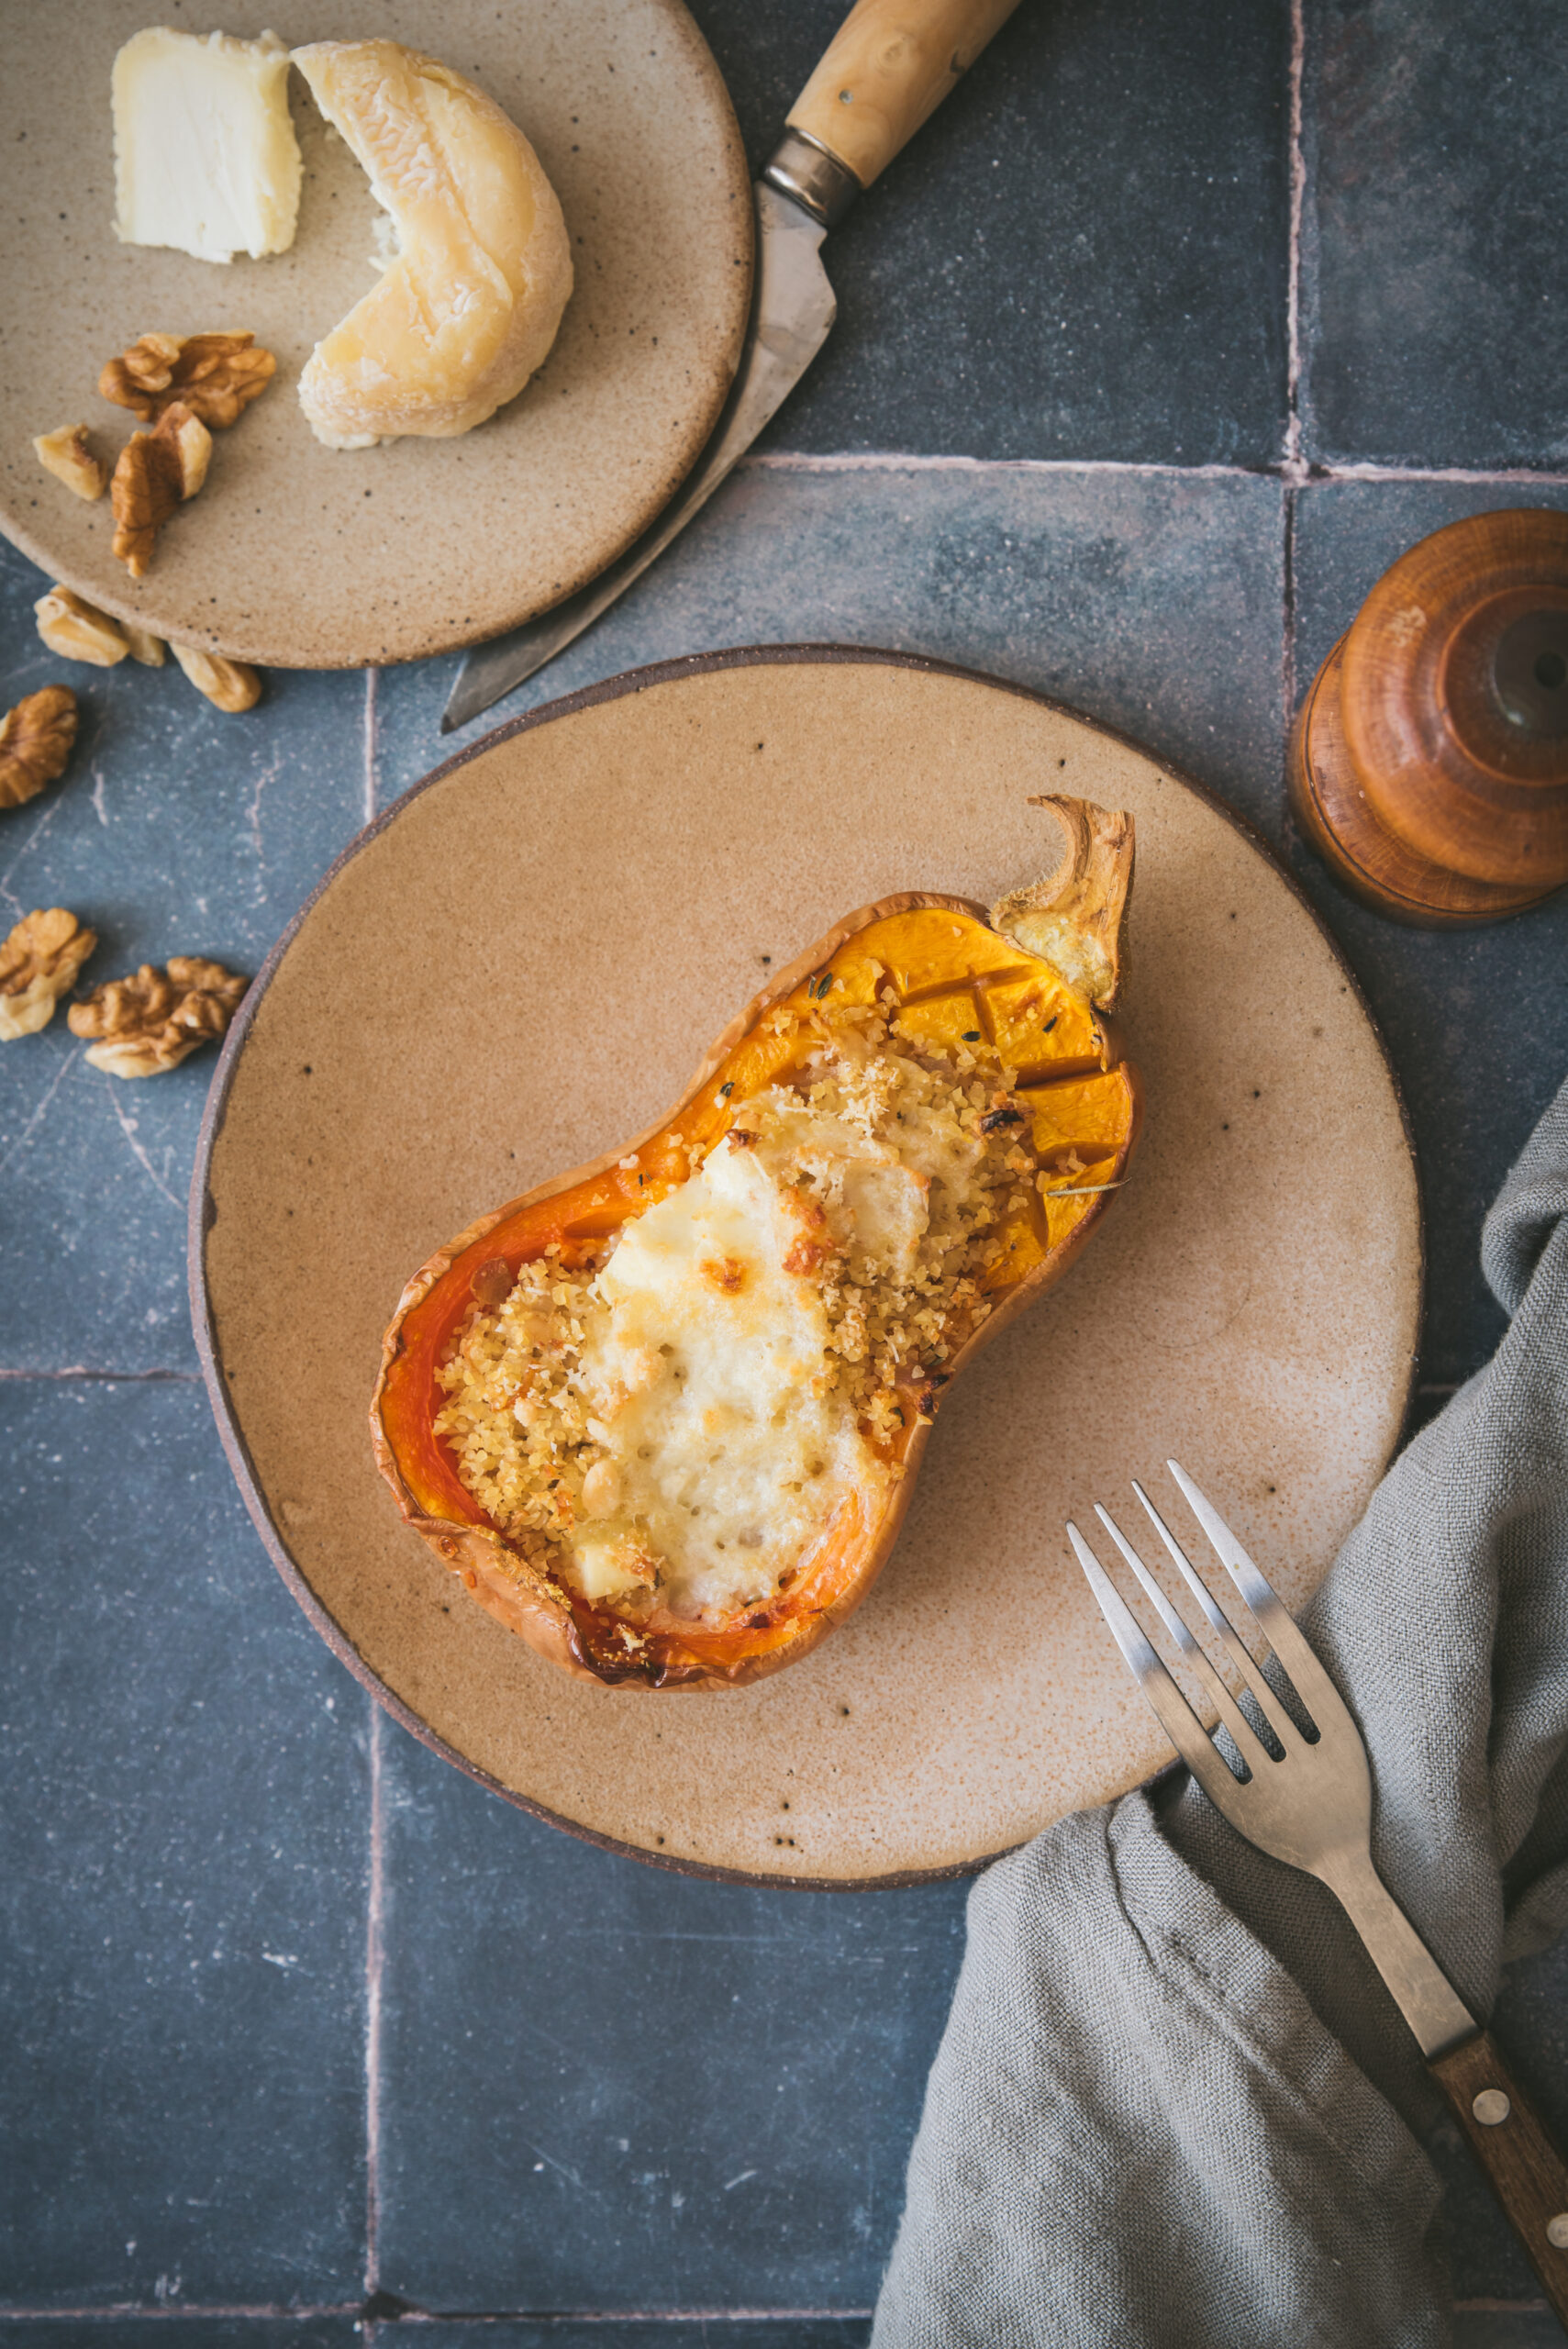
left=372, top=796, right=1140, bottom=1690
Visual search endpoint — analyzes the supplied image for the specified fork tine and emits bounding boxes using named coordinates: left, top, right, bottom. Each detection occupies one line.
left=1067, top=1521, right=1253, bottom=1831
left=1166, top=1460, right=1359, bottom=1742
left=1131, top=1480, right=1300, bottom=1753
left=1093, top=1505, right=1275, bottom=1776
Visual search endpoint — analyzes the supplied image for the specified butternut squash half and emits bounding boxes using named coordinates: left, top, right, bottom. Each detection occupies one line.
left=372, top=796, right=1140, bottom=1690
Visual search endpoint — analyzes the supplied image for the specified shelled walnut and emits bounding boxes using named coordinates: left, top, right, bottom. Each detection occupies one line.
left=111, top=402, right=212, bottom=577
left=35, top=584, right=129, bottom=666
left=171, top=642, right=261, bottom=712
left=68, top=956, right=247, bottom=1076
left=124, top=624, right=166, bottom=666
left=99, top=330, right=276, bottom=429
left=33, top=425, right=108, bottom=501
left=0, top=686, right=78, bottom=810
left=0, top=909, right=97, bottom=1041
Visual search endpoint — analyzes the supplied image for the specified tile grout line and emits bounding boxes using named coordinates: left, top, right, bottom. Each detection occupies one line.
left=385, top=2313, right=884, bottom=2328
left=1282, top=481, right=1299, bottom=736
left=745, top=451, right=1568, bottom=487
left=363, top=665, right=380, bottom=826
left=0, top=2310, right=364, bottom=2324
left=1280, top=0, right=1303, bottom=729
left=0, top=1366, right=201, bottom=1382
left=1318, top=460, right=1568, bottom=484
left=365, top=1697, right=387, bottom=2303
left=1282, top=0, right=1307, bottom=483
left=746, top=451, right=1262, bottom=479
left=0, top=2313, right=881, bottom=2328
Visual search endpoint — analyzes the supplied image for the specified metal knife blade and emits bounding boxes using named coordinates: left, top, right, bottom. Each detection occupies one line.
left=440, top=181, right=836, bottom=734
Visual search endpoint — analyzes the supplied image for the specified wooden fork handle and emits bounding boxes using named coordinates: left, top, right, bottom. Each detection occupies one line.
left=1429, top=2030, right=1568, bottom=2323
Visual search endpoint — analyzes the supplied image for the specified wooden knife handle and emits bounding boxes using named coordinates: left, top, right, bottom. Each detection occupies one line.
left=1429, top=2030, right=1568, bottom=2324
left=788, top=0, right=1024, bottom=191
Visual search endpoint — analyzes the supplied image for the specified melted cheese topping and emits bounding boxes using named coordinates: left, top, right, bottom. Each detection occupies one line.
left=569, top=1140, right=874, bottom=1617
left=434, top=1012, right=1037, bottom=1628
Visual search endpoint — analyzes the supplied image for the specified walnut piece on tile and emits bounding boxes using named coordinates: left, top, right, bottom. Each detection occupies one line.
left=124, top=624, right=166, bottom=666
left=34, top=424, right=108, bottom=501
left=0, top=685, right=78, bottom=811
left=0, top=908, right=97, bottom=1041
left=99, top=330, right=277, bottom=429
left=34, top=585, right=129, bottom=666
left=111, top=402, right=212, bottom=577
left=68, top=955, right=247, bottom=1077
left=171, top=641, right=261, bottom=713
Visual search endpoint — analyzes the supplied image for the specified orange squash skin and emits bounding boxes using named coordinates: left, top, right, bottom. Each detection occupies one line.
left=371, top=884, right=1141, bottom=1690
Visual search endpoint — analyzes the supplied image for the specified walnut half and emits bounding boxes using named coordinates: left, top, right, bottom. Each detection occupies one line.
left=99, top=330, right=277, bottom=429
left=171, top=643, right=261, bottom=713
left=0, top=908, right=97, bottom=1041
left=0, top=685, right=78, bottom=811
left=34, top=425, right=108, bottom=501
left=124, top=624, right=167, bottom=667
left=111, top=402, right=212, bottom=577
left=68, top=955, right=247, bottom=1076
left=35, top=584, right=129, bottom=666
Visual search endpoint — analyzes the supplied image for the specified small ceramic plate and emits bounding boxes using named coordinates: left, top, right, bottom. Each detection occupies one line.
left=0, top=0, right=751, bottom=669
left=193, top=649, right=1421, bottom=1886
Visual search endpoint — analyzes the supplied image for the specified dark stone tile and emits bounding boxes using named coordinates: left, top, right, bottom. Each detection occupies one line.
left=1452, top=2312, right=1568, bottom=2349
left=1433, top=1932, right=1568, bottom=2318
left=1288, top=481, right=1568, bottom=1386
left=0, top=540, right=368, bottom=1374
left=0, top=1380, right=369, bottom=2309
left=1301, top=0, right=1568, bottom=467
left=1430, top=2110, right=1538, bottom=2307
left=373, top=1730, right=963, bottom=2312
left=687, top=0, right=1290, bottom=463
left=0, top=2328, right=360, bottom=2349
left=376, top=463, right=1285, bottom=829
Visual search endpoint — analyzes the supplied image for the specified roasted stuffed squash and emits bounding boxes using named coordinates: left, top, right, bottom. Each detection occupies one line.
left=372, top=796, right=1140, bottom=1688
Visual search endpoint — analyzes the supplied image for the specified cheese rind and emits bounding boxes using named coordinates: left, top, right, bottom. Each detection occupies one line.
left=112, top=28, right=303, bottom=265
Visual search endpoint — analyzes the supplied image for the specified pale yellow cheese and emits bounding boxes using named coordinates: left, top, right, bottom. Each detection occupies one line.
left=112, top=28, right=302, bottom=265
left=290, top=40, right=573, bottom=448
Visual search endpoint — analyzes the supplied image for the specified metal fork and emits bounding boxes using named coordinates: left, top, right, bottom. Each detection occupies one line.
left=1069, top=1462, right=1568, bottom=2322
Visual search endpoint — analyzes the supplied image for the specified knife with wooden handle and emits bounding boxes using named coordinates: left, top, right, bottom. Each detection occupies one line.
left=441, top=0, right=1024, bottom=732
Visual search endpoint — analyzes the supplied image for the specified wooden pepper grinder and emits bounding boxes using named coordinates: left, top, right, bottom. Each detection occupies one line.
left=1289, top=509, right=1568, bottom=924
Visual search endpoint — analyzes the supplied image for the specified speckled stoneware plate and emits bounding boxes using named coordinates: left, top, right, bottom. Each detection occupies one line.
left=0, top=1, right=751, bottom=669
left=192, top=648, right=1421, bottom=1887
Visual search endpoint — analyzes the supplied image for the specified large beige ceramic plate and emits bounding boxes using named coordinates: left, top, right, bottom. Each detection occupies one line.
left=193, top=649, right=1421, bottom=1886
left=0, top=0, right=751, bottom=668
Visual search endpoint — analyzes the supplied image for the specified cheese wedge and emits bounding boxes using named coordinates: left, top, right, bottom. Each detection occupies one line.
left=112, top=28, right=302, bottom=265
left=291, top=40, right=573, bottom=449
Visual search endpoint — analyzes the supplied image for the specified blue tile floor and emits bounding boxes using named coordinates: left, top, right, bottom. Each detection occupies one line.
left=5, top=2, right=1568, bottom=2343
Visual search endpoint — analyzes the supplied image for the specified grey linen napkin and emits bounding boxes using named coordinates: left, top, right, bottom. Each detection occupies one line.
left=873, top=1072, right=1568, bottom=2349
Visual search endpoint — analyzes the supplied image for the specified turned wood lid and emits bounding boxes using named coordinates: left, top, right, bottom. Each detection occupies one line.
left=1340, top=508, right=1568, bottom=892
